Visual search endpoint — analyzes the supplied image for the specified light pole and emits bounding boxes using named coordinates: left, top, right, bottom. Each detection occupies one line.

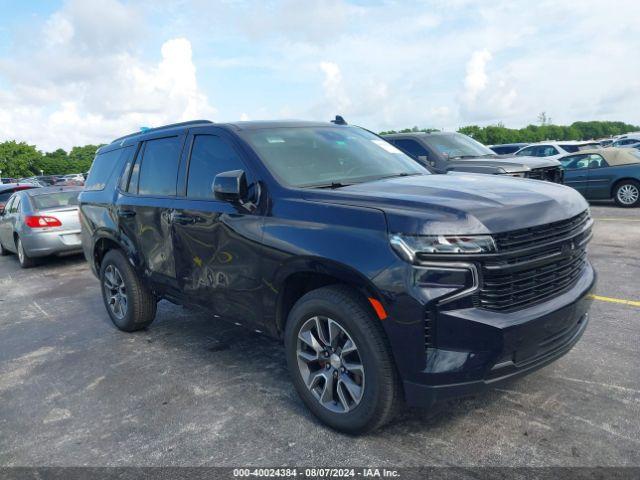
left=40, top=169, right=44, bottom=176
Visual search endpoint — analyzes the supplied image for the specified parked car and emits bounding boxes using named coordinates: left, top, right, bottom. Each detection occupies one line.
left=382, top=132, right=563, bottom=182
left=0, top=183, right=39, bottom=213
left=487, top=143, right=529, bottom=155
left=560, top=148, right=640, bottom=207
left=1, top=178, right=18, bottom=184
left=54, top=174, right=85, bottom=186
left=0, top=186, right=83, bottom=267
left=611, top=137, right=640, bottom=149
left=514, top=141, right=601, bottom=162
left=79, top=119, right=595, bottom=433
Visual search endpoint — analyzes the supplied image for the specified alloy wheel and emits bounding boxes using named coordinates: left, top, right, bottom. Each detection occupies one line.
left=296, top=316, right=365, bottom=413
left=103, top=264, right=128, bottom=319
left=617, top=184, right=639, bottom=205
left=17, top=239, right=25, bottom=264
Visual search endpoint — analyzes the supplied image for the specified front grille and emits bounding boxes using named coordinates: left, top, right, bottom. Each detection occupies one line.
left=527, top=166, right=563, bottom=183
left=494, top=210, right=590, bottom=252
left=477, top=210, right=592, bottom=312
left=478, top=249, right=588, bottom=311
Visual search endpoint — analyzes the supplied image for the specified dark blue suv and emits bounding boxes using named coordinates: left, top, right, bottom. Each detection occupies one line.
left=79, top=119, right=596, bottom=433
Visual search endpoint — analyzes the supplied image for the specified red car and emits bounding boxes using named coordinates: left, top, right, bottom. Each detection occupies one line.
left=0, top=184, right=40, bottom=213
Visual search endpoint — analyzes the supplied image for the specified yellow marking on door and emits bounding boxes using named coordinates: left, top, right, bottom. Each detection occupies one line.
left=588, top=294, right=640, bottom=307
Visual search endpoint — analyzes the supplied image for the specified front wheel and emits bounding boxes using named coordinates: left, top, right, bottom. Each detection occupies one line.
left=100, top=249, right=157, bottom=332
left=614, top=180, right=640, bottom=207
left=284, top=286, right=401, bottom=434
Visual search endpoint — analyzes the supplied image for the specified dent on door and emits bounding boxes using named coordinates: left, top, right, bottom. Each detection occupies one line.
left=173, top=209, right=264, bottom=325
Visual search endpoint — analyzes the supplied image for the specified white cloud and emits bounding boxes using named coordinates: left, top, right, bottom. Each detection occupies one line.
left=2, top=0, right=640, bottom=149
left=463, top=49, right=492, bottom=104
left=0, top=0, right=215, bottom=150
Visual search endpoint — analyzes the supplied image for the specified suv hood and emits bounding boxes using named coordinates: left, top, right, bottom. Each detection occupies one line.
left=302, top=173, right=588, bottom=235
left=448, top=155, right=560, bottom=172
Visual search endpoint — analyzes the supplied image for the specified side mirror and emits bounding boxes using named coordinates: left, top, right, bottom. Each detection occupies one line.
left=213, top=170, right=248, bottom=203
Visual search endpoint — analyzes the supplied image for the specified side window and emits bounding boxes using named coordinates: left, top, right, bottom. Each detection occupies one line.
left=536, top=145, right=558, bottom=157
left=85, top=147, right=127, bottom=191
left=3, top=196, right=15, bottom=213
left=516, top=147, right=534, bottom=156
left=9, top=197, right=21, bottom=213
left=118, top=145, right=138, bottom=191
left=127, top=155, right=141, bottom=194
left=571, top=155, right=590, bottom=170
left=392, top=139, right=429, bottom=159
left=587, top=154, right=607, bottom=168
left=138, top=136, right=182, bottom=196
left=186, top=135, right=248, bottom=200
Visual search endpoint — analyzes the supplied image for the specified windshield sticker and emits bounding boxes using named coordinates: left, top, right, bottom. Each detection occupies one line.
left=371, top=140, right=402, bottom=154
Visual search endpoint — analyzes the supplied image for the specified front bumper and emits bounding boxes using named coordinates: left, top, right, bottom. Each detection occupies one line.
left=381, top=262, right=596, bottom=408
left=20, top=229, right=83, bottom=257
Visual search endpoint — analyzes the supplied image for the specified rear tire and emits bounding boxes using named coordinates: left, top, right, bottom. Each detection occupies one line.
left=284, top=285, right=401, bottom=434
left=100, top=249, right=157, bottom=332
left=16, top=237, right=36, bottom=268
left=613, top=180, right=640, bottom=207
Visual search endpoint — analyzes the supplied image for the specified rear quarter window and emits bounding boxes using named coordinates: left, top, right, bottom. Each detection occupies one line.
left=85, top=146, right=132, bottom=191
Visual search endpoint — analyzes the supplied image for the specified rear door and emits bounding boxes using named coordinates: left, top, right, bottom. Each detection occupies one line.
left=171, top=126, right=265, bottom=327
left=117, top=134, right=186, bottom=296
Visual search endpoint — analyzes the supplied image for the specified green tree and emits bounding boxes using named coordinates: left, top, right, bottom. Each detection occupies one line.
left=0, top=141, right=41, bottom=178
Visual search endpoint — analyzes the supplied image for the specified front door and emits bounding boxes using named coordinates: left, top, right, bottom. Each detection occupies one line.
left=562, top=154, right=589, bottom=196
left=171, top=128, right=265, bottom=327
left=585, top=154, right=612, bottom=200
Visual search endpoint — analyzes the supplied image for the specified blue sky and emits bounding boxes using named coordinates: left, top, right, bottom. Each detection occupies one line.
left=0, top=0, right=639, bottom=150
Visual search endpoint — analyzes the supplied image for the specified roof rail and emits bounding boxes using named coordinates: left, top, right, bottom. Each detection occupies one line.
left=111, top=120, right=213, bottom=144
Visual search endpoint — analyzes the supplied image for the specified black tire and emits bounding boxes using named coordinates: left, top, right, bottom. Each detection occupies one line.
left=613, top=180, right=640, bottom=208
left=100, top=249, right=157, bottom=332
left=284, top=285, right=401, bottom=434
left=15, top=236, right=36, bottom=268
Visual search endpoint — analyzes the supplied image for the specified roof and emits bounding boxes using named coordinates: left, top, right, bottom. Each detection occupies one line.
left=106, top=119, right=348, bottom=150
left=381, top=131, right=453, bottom=138
left=569, top=147, right=640, bottom=166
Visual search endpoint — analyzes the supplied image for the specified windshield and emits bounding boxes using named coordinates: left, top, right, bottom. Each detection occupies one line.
left=426, top=133, right=495, bottom=158
left=241, top=126, right=427, bottom=187
left=31, top=191, right=80, bottom=211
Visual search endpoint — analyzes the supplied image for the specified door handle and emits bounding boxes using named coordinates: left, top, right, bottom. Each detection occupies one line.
left=172, top=213, right=196, bottom=225
left=117, top=209, right=136, bottom=218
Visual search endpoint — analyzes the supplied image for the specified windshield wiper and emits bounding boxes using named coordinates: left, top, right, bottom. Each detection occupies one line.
left=309, top=182, right=353, bottom=189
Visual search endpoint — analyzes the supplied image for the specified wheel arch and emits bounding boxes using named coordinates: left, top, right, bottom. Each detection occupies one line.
left=611, top=177, right=640, bottom=198
left=92, top=233, right=128, bottom=273
left=273, top=257, right=387, bottom=336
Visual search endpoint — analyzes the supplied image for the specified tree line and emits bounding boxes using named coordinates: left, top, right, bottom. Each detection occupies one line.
left=0, top=141, right=103, bottom=178
left=380, top=120, right=640, bottom=145
left=1, top=120, right=639, bottom=178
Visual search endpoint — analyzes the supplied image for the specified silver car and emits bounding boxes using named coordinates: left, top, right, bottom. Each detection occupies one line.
left=0, top=186, right=83, bottom=268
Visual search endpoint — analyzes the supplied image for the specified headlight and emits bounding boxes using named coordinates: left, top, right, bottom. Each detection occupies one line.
left=390, top=233, right=496, bottom=262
